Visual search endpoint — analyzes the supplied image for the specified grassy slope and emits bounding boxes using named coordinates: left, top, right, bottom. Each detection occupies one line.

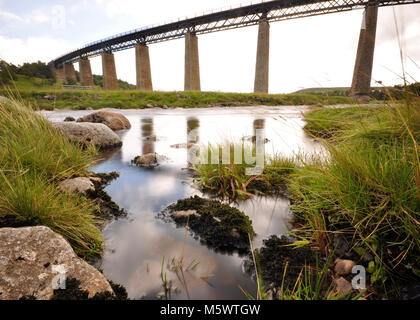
left=0, top=97, right=103, bottom=257
left=1, top=87, right=355, bottom=111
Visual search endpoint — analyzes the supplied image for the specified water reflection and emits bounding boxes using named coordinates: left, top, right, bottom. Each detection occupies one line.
left=141, top=118, right=155, bottom=155
left=43, top=106, right=321, bottom=300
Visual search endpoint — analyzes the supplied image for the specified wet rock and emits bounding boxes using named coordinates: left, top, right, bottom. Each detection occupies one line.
left=58, top=177, right=95, bottom=195
left=334, top=259, right=356, bottom=276
left=64, top=117, right=75, bottom=122
left=162, top=196, right=254, bottom=255
left=334, top=277, right=353, bottom=295
left=52, top=122, right=122, bottom=150
left=0, top=226, right=113, bottom=300
left=85, top=172, right=127, bottom=222
left=132, top=153, right=159, bottom=168
left=77, top=111, right=131, bottom=131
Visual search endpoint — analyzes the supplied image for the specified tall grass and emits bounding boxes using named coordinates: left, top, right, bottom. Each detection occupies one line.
left=0, top=97, right=103, bottom=257
left=0, top=88, right=356, bottom=111
left=291, top=103, right=420, bottom=296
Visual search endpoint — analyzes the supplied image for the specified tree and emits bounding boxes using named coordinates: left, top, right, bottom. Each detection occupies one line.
left=0, top=60, right=17, bottom=84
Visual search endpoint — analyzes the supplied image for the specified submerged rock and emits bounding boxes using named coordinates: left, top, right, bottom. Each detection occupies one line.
left=132, top=153, right=159, bottom=168
left=0, top=226, right=113, bottom=300
left=77, top=111, right=131, bottom=131
left=162, top=196, right=254, bottom=255
left=52, top=122, right=122, bottom=149
left=58, top=177, right=95, bottom=195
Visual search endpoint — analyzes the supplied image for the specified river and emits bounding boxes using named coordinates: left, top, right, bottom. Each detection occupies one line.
left=42, top=105, right=321, bottom=300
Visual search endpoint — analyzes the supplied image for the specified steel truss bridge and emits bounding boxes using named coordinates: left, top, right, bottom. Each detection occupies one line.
left=53, top=0, right=419, bottom=66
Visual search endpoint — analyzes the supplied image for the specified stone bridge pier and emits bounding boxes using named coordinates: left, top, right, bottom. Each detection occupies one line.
left=102, top=52, right=119, bottom=90
left=350, top=5, right=378, bottom=100
left=79, top=58, right=94, bottom=87
left=63, top=63, right=76, bottom=82
left=136, top=44, right=153, bottom=91
left=184, top=32, right=201, bottom=91
left=254, top=19, right=270, bottom=94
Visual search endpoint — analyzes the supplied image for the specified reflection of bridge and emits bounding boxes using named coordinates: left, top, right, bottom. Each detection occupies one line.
left=50, top=0, right=420, bottom=99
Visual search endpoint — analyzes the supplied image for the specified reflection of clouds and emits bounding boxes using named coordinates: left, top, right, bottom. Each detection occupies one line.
left=236, top=196, right=293, bottom=248
left=102, top=217, right=218, bottom=299
left=46, top=106, right=320, bottom=299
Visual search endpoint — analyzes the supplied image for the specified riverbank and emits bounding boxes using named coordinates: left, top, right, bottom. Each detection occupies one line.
left=193, top=102, right=420, bottom=299
left=1, top=89, right=356, bottom=110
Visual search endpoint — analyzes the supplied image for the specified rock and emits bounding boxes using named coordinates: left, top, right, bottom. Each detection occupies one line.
left=64, top=117, right=75, bottom=122
left=334, top=259, right=356, bottom=276
left=145, top=104, right=154, bottom=109
left=162, top=105, right=169, bottom=109
left=43, top=95, right=55, bottom=101
left=77, top=111, right=131, bottom=131
left=163, top=196, right=254, bottom=254
left=0, top=96, right=10, bottom=104
left=52, top=122, right=122, bottom=149
left=58, top=178, right=95, bottom=195
left=132, top=153, right=159, bottom=168
left=333, top=234, right=351, bottom=258
left=334, top=277, right=353, bottom=295
left=0, top=226, right=113, bottom=300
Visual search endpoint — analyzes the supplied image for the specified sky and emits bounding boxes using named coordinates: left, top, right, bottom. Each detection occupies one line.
left=0, top=0, right=419, bottom=93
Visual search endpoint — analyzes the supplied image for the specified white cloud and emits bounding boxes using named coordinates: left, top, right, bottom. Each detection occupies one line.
left=0, top=35, right=75, bottom=65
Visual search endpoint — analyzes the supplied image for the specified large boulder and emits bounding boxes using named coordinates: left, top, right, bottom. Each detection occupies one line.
left=0, top=226, right=113, bottom=300
left=77, top=111, right=131, bottom=131
left=52, top=122, right=122, bottom=149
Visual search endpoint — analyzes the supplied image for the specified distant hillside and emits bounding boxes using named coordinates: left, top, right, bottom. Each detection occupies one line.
left=0, top=59, right=135, bottom=90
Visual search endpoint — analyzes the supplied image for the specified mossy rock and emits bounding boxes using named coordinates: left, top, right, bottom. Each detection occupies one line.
left=245, top=236, right=316, bottom=293
left=164, top=196, right=254, bottom=255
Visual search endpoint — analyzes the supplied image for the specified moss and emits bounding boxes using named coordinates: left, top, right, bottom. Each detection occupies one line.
left=164, top=196, right=254, bottom=255
left=253, top=236, right=316, bottom=290
left=85, top=172, right=127, bottom=221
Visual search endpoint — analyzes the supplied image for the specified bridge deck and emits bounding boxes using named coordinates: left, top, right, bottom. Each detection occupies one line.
left=53, top=0, right=419, bottom=66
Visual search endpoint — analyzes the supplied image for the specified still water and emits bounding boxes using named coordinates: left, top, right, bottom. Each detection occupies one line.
left=43, top=106, right=320, bottom=300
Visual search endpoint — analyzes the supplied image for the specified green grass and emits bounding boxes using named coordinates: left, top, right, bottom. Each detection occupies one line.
left=0, top=96, right=103, bottom=257
left=193, top=101, right=419, bottom=298
left=0, top=87, right=356, bottom=111
left=290, top=103, right=420, bottom=297
left=192, top=142, right=300, bottom=201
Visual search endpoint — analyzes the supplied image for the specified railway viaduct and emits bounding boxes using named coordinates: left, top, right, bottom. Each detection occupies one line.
left=50, top=0, right=420, bottom=100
